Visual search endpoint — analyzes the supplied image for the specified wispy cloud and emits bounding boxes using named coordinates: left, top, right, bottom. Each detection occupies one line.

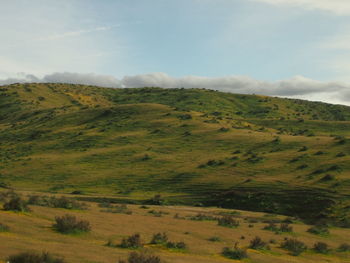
left=252, top=0, right=350, bottom=15
left=36, top=25, right=120, bottom=41
left=1, top=72, right=350, bottom=105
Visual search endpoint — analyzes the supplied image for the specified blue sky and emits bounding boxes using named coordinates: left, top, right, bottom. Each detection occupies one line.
left=1, top=0, right=350, bottom=104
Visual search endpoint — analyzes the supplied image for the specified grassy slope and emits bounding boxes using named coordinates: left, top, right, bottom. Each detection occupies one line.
left=0, top=83, right=349, bottom=222
left=1, top=193, right=350, bottom=263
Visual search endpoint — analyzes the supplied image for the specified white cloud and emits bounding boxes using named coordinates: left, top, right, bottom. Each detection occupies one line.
left=42, top=72, right=121, bottom=88
left=1, top=72, right=350, bottom=105
left=252, top=0, right=350, bottom=15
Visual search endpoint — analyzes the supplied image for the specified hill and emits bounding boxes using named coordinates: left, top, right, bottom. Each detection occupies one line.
left=0, top=83, right=349, bottom=225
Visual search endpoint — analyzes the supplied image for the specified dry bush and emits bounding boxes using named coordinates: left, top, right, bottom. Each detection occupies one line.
left=7, top=251, right=65, bottom=263
left=53, top=214, right=91, bottom=234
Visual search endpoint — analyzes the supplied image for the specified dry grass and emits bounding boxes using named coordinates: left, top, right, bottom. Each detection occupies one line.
left=1, top=195, right=350, bottom=263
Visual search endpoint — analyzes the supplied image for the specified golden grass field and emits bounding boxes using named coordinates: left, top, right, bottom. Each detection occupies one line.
left=1, top=192, right=350, bottom=263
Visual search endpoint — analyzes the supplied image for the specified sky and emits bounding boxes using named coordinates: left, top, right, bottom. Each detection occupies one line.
left=1, top=0, right=350, bottom=105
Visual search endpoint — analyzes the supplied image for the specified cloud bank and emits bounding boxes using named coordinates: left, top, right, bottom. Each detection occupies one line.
left=1, top=72, right=350, bottom=105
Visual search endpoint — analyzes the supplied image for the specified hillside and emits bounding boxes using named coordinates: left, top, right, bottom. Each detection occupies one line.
left=0, top=83, right=350, bottom=224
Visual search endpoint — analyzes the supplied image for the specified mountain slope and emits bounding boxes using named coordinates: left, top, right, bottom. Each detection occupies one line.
left=0, top=83, right=349, bottom=224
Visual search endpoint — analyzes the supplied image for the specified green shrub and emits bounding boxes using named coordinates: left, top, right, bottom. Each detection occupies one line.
left=279, top=223, right=293, bottom=232
left=338, top=243, right=350, bottom=252
left=0, top=223, right=9, bottom=232
left=249, top=236, right=269, bottom=250
left=3, top=196, right=30, bottom=212
left=101, top=204, right=132, bottom=214
left=313, top=242, right=330, bottom=254
left=222, top=243, right=248, bottom=260
left=166, top=241, right=186, bottom=250
left=307, top=225, right=329, bottom=236
left=281, top=238, right=307, bottom=256
left=150, top=233, right=168, bottom=245
left=218, top=216, right=239, bottom=228
left=120, top=233, right=143, bottom=249
left=208, top=236, right=221, bottom=242
left=53, top=214, right=91, bottom=234
left=7, top=251, right=65, bottom=263
left=263, top=222, right=278, bottom=232
left=118, top=250, right=162, bottom=263
left=189, top=213, right=217, bottom=221
left=28, top=195, right=87, bottom=210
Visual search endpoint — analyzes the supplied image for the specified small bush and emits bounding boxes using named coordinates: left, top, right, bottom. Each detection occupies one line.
left=338, top=243, right=350, bottom=252
left=101, top=204, right=132, bottom=215
left=307, top=225, right=329, bottom=236
left=150, top=233, right=168, bottom=245
left=189, top=213, right=217, bottom=221
left=148, top=210, right=168, bottom=217
left=218, top=216, right=239, bottom=228
left=263, top=222, right=278, bottom=232
left=281, top=238, right=307, bottom=256
left=336, top=152, right=346, bottom=157
left=28, top=195, right=87, bottom=210
left=279, top=223, right=293, bottom=233
left=208, top=236, right=221, bottom=242
left=298, top=146, right=308, bottom=152
left=53, top=214, right=91, bottom=234
left=106, top=238, right=118, bottom=248
left=313, top=242, right=330, bottom=254
left=3, top=196, right=30, bottom=212
left=222, top=243, right=248, bottom=260
left=118, top=250, right=162, bottom=263
left=249, top=236, right=269, bottom=250
left=120, top=233, right=143, bottom=249
left=7, top=251, right=65, bottom=263
left=0, top=223, right=9, bottom=232
left=166, top=241, right=187, bottom=250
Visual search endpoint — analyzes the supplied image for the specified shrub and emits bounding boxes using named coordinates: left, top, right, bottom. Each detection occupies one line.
left=189, top=213, right=217, bottom=221
left=313, top=242, right=330, bottom=254
left=53, top=214, right=91, bottom=234
left=208, top=236, right=221, bottom=242
left=120, top=233, right=143, bottom=249
left=106, top=238, right=118, bottom=248
left=7, top=251, right=65, bottom=263
left=263, top=222, right=278, bottom=232
left=147, top=195, right=164, bottom=205
left=3, top=196, right=30, bottom=212
left=336, top=152, right=346, bottom=157
left=118, top=250, right=162, bottom=263
left=281, top=238, right=307, bottom=256
left=0, top=223, right=9, bottom=232
left=166, top=241, right=186, bottom=250
left=28, top=195, right=87, bottom=210
left=101, top=204, right=132, bottom=214
left=279, top=223, right=293, bottom=233
left=298, top=146, right=308, bottom=152
left=218, top=216, right=239, bottom=228
left=249, top=236, right=269, bottom=250
left=222, top=243, right=248, bottom=260
left=150, top=233, right=168, bottom=245
left=148, top=210, right=168, bottom=217
left=338, top=243, right=350, bottom=252
left=307, top=225, right=329, bottom=236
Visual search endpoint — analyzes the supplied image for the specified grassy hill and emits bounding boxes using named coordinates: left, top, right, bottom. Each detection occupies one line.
left=0, top=83, right=350, bottom=225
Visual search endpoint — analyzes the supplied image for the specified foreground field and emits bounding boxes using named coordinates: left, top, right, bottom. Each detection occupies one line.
left=1, top=192, right=350, bottom=263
